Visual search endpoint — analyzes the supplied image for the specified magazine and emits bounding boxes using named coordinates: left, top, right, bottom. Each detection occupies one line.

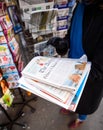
left=0, top=31, right=7, bottom=43
left=7, top=5, right=22, bottom=34
left=0, top=15, right=12, bottom=30
left=0, top=43, right=11, bottom=56
left=3, top=72, right=20, bottom=88
left=22, top=56, right=91, bottom=92
left=3, top=26, right=14, bottom=42
left=0, top=43, right=20, bottom=88
left=0, top=2, right=7, bottom=16
left=8, top=37, right=19, bottom=62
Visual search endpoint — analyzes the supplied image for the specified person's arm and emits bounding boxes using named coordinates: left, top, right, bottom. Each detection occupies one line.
left=47, top=3, right=78, bottom=56
left=47, top=30, right=70, bottom=56
left=88, top=35, right=103, bottom=81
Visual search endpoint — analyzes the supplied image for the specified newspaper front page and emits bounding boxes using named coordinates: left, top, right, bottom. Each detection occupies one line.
left=22, top=56, right=91, bottom=92
left=18, top=68, right=90, bottom=111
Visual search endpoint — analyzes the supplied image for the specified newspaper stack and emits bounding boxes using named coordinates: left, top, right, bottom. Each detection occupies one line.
left=18, top=56, right=91, bottom=112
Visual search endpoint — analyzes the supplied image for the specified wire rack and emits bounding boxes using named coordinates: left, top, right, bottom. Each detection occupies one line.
left=17, top=2, right=58, bottom=65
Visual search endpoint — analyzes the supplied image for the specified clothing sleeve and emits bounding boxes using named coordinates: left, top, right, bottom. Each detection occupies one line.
left=63, top=29, right=70, bottom=41
left=63, top=4, right=78, bottom=48
left=88, top=34, right=103, bottom=81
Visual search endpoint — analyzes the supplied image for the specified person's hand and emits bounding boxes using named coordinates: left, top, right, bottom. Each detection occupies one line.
left=47, top=37, right=63, bottom=47
left=47, top=37, right=69, bottom=56
left=56, top=40, right=69, bottom=56
left=69, top=74, right=81, bottom=84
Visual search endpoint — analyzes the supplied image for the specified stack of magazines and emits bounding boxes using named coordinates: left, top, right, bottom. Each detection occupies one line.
left=18, top=55, right=91, bottom=112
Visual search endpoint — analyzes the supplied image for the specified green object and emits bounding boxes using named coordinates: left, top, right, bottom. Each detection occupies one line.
left=2, top=89, right=14, bottom=107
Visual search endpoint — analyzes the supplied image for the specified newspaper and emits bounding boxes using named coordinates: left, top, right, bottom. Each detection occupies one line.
left=34, top=40, right=57, bottom=57
left=20, top=2, right=54, bottom=21
left=53, top=29, right=68, bottom=38
left=19, top=76, right=73, bottom=103
left=22, top=56, right=91, bottom=92
left=18, top=68, right=90, bottom=111
left=18, top=77, right=74, bottom=110
left=68, top=72, right=89, bottom=111
left=54, top=0, right=68, bottom=5
left=29, top=8, right=57, bottom=33
left=57, top=7, right=69, bottom=19
left=18, top=0, right=53, bottom=7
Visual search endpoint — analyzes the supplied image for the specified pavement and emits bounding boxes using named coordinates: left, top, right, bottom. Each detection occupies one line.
left=1, top=89, right=102, bottom=130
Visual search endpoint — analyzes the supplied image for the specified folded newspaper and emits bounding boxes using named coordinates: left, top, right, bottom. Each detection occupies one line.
left=21, top=56, right=91, bottom=92
left=18, top=56, right=91, bottom=111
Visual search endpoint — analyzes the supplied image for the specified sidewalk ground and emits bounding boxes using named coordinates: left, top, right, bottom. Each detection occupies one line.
left=12, top=92, right=103, bottom=130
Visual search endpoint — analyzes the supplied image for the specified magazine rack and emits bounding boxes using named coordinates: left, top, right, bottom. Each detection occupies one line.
left=22, top=8, right=57, bottom=35
left=13, top=0, right=56, bottom=116
left=13, top=88, right=37, bottom=113
left=0, top=104, right=27, bottom=130
left=0, top=87, right=37, bottom=130
left=8, top=2, right=38, bottom=114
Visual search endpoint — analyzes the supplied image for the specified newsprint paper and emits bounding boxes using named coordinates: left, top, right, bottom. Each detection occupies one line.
left=18, top=56, right=91, bottom=111
left=21, top=56, right=91, bottom=92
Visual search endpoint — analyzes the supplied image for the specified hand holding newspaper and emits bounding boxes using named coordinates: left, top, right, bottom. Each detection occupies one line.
left=18, top=55, right=91, bottom=111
